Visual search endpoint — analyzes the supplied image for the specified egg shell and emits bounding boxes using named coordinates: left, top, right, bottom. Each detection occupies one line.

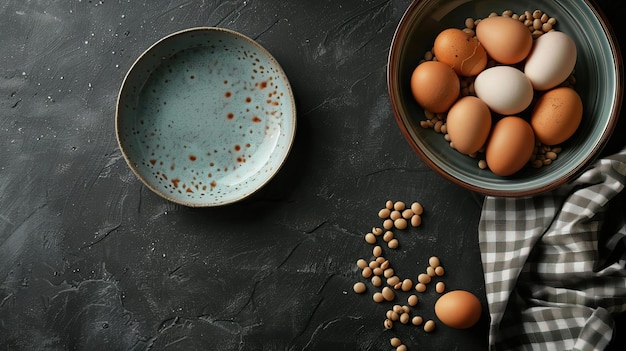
left=433, top=28, right=487, bottom=76
left=474, top=66, right=534, bottom=115
left=446, top=96, right=492, bottom=154
left=524, top=31, right=577, bottom=91
left=434, top=290, right=482, bottom=329
left=486, top=116, right=535, bottom=176
left=531, top=87, right=583, bottom=145
left=475, top=16, right=533, bottom=64
left=410, top=61, right=460, bottom=113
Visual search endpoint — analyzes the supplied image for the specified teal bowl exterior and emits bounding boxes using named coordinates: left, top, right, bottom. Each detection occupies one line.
left=116, top=28, right=296, bottom=207
left=388, top=0, right=622, bottom=197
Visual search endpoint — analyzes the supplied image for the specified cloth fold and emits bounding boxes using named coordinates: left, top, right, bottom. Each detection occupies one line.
left=479, top=147, right=626, bottom=350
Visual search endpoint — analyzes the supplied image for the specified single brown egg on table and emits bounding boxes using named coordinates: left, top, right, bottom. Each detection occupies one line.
left=531, top=86, right=583, bottom=145
left=433, top=28, right=487, bottom=76
left=485, top=116, right=535, bottom=176
left=410, top=61, right=460, bottom=113
left=434, top=290, right=482, bottom=329
left=476, top=15, right=533, bottom=65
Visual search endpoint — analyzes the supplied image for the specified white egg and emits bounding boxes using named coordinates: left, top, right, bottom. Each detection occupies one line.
left=524, top=31, right=577, bottom=91
left=474, top=66, right=534, bottom=115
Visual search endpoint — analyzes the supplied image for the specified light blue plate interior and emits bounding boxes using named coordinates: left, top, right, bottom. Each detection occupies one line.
left=116, top=28, right=296, bottom=206
left=388, top=0, right=622, bottom=196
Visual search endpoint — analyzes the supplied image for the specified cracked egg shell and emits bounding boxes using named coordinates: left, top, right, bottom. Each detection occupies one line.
left=433, top=28, right=487, bottom=77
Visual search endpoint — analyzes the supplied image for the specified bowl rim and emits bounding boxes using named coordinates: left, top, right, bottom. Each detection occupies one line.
left=115, top=27, right=297, bottom=207
left=387, top=0, right=623, bottom=197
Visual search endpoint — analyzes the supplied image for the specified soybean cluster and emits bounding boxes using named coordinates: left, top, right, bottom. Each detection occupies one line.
left=353, top=200, right=447, bottom=351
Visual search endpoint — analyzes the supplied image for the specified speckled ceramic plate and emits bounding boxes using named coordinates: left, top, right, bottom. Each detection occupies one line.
left=388, top=0, right=622, bottom=197
left=116, top=27, right=296, bottom=207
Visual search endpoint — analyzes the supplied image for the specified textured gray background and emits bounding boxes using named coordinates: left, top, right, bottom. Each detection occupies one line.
left=1, top=0, right=623, bottom=350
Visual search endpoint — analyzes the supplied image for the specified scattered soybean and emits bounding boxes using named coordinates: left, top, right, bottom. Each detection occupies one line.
left=402, top=209, right=414, bottom=219
left=390, top=337, right=402, bottom=347
left=387, top=276, right=400, bottom=287
left=384, top=319, right=393, bottom=329
left=384, top=268, right=395, bottom=278
left=394, top=218, right=408, bottom=230
left=400, top=312, right=410, bottom=324
left=401, top=279, right=413, bottom=292
left=383, top=230, right=394, bottom=242
left=353, top=282, right=366, bottom=294
left=373, top=245, right=383, bottom=257
left=378, top=208, right=391, bottom=219
left=426, top=266, right=436, bottom=277
left=383, top=219, right=394, bottom=230
left=388, top=238, right=399, bottom=249
left=362, top=267, right=372, bottom=278
left=424, top=320, right=436, bottom=333
left=373, top=292, right=384, bottom=303
left=411, top=202, right=424, bottom=215
left=394, top=201, right=406, bottom=211
left=382, top=287, right=395, bottom=301
left=371, top=276, right=382, bottom=287
left=390, top=210, right=402, bottom=221
left=412, top=315, right=424, bottom=326
left=435, top=266, right=445, bottom=276
left=411, top=214, right=422, bottom=227
left=418, top=273, right=432, bottom=284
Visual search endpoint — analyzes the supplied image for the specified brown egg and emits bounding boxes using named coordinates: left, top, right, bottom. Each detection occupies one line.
left=531, top=87, right=583, bottom=145
left=434, top=290, right=482, bottom=329
left=486, top=116, right=535, bottom=176
left=410, top=61, right=460, bottom=113
left=433, top=28, right=487, bottom=76
left=446, top=96, right=491, bottom=154
left=476, top=16, right=533, bottom=64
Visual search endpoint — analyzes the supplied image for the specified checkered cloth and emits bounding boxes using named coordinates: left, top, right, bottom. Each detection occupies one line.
left=479, top=147, right=626, bottom=350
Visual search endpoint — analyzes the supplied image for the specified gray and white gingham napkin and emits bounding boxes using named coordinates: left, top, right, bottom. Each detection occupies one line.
left=479, top=147, right=626, bottom=350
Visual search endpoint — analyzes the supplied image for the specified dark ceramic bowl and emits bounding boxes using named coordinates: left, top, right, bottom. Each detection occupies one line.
left=116, top=28, right=296, bottom=207
left=387, top=0, right=622, bottom=197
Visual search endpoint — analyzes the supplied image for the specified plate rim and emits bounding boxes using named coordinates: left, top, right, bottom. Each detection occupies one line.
left=115, top=27, right=297, bottom=207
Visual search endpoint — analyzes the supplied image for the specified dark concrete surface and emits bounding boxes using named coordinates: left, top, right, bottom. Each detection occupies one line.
left=0, top=1, right=623, bottom=350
